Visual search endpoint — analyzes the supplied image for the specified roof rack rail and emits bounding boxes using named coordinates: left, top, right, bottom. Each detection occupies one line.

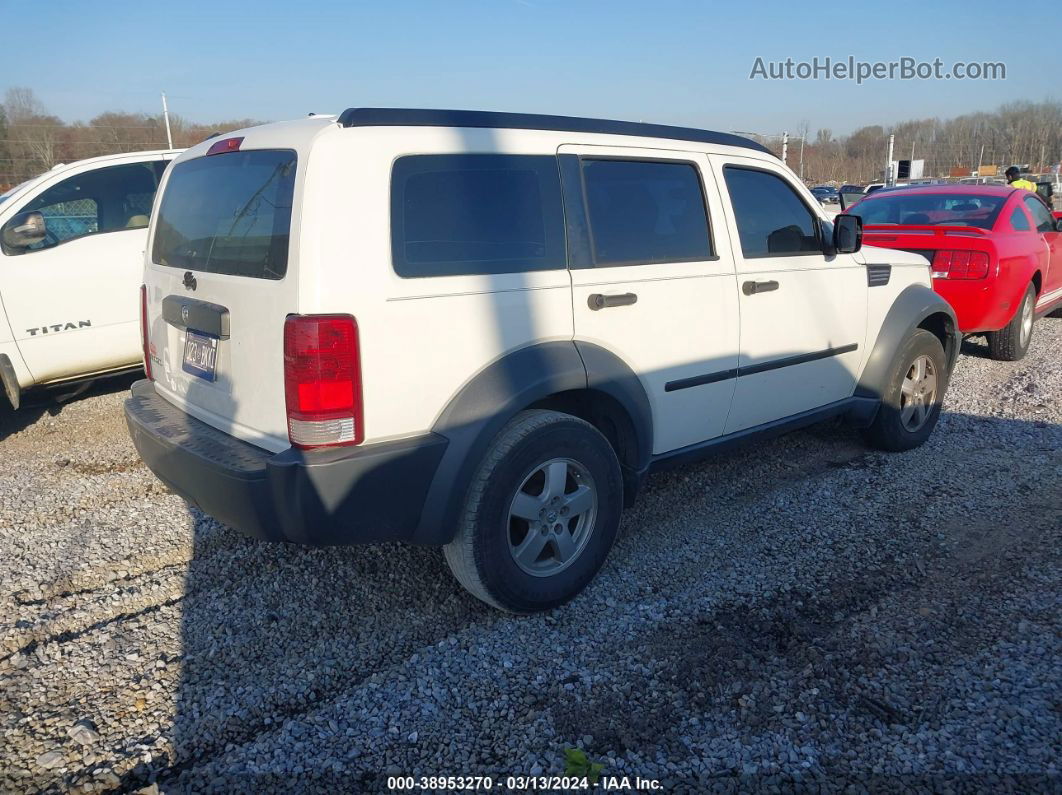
left=335, top=108, right=771, bottom=155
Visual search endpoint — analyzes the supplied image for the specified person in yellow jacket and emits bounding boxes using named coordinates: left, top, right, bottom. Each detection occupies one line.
left=1005, top=166, right=1037, bottom=192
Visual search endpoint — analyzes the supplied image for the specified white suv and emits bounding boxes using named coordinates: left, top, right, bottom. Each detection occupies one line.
left=0, top=150, right=182, bottom=408
left=125, top=110, right=960, bottom=612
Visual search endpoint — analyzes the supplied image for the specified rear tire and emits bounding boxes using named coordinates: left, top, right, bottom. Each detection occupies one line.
left=986, top=284, right=1036, bottom=361
left=444, top=410, right=623, bottom=613
left=863, top=329, right=947, bottom=452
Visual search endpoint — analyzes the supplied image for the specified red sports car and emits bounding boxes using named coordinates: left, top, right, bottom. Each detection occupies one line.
left=846, top=185, right=1062, bottom=360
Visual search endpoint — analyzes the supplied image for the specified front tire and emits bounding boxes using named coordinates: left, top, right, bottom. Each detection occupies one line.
left=444, top=410, right=623, bottom=613
left=986, top=284, right=1036, bottom=361
left=863, top=329, right=947, bottom=452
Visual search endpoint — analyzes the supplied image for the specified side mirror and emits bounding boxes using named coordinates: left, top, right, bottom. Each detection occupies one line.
left=833, top=213, right=862, bottom=254
left=2, top=211, right=46, bottom=251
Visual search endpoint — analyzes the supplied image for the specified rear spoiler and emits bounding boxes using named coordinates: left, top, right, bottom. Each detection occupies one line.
left=861, top=224, right=989, bottom=238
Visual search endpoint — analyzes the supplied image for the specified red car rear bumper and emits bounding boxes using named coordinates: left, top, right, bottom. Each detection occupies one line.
left=932, top=277, right=1019, bottom=333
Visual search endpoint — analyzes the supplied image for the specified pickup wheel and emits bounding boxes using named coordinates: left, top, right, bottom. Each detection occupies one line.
left=986, top=284, right=1036, bottom=361
left=863, top=328, right=947, bottom=452
left=444, top=410, right=623, bottom=613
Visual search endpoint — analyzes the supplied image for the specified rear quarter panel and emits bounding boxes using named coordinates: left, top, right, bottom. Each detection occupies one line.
left=300, top=127, right=576, bottom=446
left=951, top=224, right=1042, bottom=331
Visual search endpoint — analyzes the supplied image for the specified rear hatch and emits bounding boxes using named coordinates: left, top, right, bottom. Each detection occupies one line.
left=143, top=131, right=314, bottom=452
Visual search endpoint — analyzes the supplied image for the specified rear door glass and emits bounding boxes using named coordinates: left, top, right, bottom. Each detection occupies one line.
left=580, top=159, right=712, bottom=266
left=152, top=150, right=296, bottom=279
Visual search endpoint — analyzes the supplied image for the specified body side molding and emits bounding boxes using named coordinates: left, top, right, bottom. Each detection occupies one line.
left=665, top=343, right=858, bottom=392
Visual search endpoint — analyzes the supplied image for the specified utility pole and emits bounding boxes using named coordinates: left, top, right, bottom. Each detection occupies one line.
left=799, top=134, right=805, bottom=181
left=781, top=130, right=789, bottom=165
left=886, top=134, right=895, bottom=186
left=161, top=92, right=174, bottom=150
left=976, top=143, right=984, bottom=177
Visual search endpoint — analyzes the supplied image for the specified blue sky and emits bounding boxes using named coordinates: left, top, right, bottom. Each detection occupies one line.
left=2, top=0, right=1053, bottom=136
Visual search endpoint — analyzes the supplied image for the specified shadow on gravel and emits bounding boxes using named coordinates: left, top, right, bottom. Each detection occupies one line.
left=108, top=403, right=1062, bottom=792
left=0, top=370, right=140, bottom=443
left=959, top=335, right=993, bottom=359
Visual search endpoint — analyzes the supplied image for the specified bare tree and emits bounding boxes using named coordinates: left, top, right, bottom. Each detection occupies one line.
left=3, top=87, right=63, bottom=178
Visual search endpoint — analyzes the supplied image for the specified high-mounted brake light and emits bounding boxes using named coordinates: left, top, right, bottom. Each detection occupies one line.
left=931, top=250, right=990, bottom=280
left=139, top=284, right=153, bottom=381
left=283, top=315, right=363, bottom=449
left=206, top=136, right=244, bottom=156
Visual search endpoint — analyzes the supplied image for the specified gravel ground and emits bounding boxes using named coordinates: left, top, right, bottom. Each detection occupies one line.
left=1, top=321, right=1059, bottom=794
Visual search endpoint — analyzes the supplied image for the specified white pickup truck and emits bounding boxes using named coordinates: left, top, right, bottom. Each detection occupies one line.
left=0, top=149, right=181, bottom=408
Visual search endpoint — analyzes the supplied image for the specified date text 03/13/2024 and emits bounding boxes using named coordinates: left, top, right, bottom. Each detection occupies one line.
left=386, top=775, right=663, bottom=791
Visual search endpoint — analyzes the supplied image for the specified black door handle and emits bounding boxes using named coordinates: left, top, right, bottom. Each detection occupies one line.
left=588, top=292, right=638, bottom=310
left=742, top=280, right=780, bottom=296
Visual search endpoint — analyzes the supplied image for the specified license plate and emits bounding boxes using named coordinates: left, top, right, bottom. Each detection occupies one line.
left=182, top=330, right=218, bottom=381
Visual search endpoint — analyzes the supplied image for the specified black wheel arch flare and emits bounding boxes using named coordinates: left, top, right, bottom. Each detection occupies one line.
left=414, top=340, right=652, bottom=545
left=855, top=283, right=961, bottom=407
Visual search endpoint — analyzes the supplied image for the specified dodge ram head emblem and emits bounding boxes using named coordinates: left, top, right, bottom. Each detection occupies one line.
left=181, top=306, right=190, bottom=323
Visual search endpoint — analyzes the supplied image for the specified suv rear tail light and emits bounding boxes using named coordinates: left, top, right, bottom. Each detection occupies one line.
left=140, top=284, right=153, bottom=381
left=931, top=250, right=990, bottom=280
left=283, top=314, right=363, bottom=449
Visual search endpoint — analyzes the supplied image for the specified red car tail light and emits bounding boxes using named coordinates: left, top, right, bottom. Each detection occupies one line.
left=283, top=314, right=363, bottom=449
left=140, top=284, right=153, bottom=381
left=931, top=250, right=990, bottom=280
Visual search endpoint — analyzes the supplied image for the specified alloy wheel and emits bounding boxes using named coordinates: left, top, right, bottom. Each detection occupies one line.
left=899, top=354, right=938, bottom=432
left=507, top=458, right=598, bottom=577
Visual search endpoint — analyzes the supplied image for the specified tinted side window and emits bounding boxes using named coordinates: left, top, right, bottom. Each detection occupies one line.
left=18, top=162, right=160, bottom=251
left=1023, top=195, right=1055, bottom=233
left=391, top=155, right=566, bottom=277
left=1010, top=206, right=1031, bottom=231
left=581, top=159, right=712, bottom=266
left=724, top=167, right=820, bottom=257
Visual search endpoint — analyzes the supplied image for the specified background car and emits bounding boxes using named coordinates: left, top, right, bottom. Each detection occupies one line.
left=846, top=184, right=1062, bottom=360
left=810, top=185, right=839, bottom=204
left=0, top=149, right=182, bottom=408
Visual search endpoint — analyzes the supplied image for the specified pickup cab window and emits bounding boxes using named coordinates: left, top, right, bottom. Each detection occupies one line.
left=9, top=162, right=161, bottom=253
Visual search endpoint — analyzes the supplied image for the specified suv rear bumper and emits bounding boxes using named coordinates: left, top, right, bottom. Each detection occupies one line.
left=124, top=380, right=448, bottom=545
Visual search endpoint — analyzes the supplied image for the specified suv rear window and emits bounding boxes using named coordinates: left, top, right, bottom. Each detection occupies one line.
left=391, top=154, right=566, bottom=278
left=152, top=150, right=296, bottom=279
